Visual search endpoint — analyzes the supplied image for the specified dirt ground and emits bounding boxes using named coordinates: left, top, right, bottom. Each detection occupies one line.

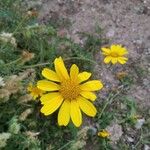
left=37, top=0, right=150, bottom=109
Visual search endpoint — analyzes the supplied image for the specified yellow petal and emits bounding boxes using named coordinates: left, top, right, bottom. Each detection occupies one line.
left=111, top=58, right=117, bottom=64
left=40, top=92, right=61, bottom=104
left=114, top=45, right=128, bottom=55
left=70, top=100, right=82, bottom=127
left=119, top=48, right=128, bottom=55
left=42, top=68, right=60, bottom=82
left=118, top=57, right=128, bottom=64
left=101, top=48, right=110, bottom=55
left=77, top=96, right=97, bottom=117
left=80, top=91, right=97, bottom=101
left=37, top=80, right=60, bottom=91
left=58, top=100, right=70, bottom=126
left=111, top=45, right=118, bottom=51
left=78, top=72, right=91, bottom=83
left=121, top=57, right=128, bottom=61
left=104, top=56, right=112, bottom=64
left=80, top=80, right=103, bottom=91
left=41, top=95, right=63, bottom=116
left=54, top=57, right=69, bottom=80
left=70, top=64, right=79, bottom=81
left=111, top=45, right=128, bottom=56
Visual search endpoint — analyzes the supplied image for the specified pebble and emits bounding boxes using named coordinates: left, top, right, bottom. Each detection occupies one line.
left=127, top=136, right=134, bottom=143
left=144, top=145, right=150, bottom=150
left=106, top=28, right=115, bottom=38
left=135, top=118, right=145, bottom=129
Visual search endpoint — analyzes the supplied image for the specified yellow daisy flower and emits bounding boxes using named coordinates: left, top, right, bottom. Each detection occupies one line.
left=101, top=44, right=128, bottom=64
left=98, top=130, right=110, bottom=138
left=27, top=83, right=44, bottom=100
left=37, top=57, right=103, bottom=127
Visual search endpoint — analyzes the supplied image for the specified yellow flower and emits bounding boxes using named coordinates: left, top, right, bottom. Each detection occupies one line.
left=101, top=45, right=128, bottom=64
left=27, top=83, right=44, bottom=100
left=98, top=130, right=110, bottom=138
left=37, top=57, right=103, bottom=127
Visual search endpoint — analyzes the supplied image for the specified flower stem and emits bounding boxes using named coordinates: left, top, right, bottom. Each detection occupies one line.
left=23, top=56, right=99, bottom=68
left=64, top=57, right=98, bottom=65
left=98, top=85, right=124, bottom=119
left=57, top=140, right=74, bottom=150
left=5, top=58, right=22, bottom=66
left=23, top=62, right=51, bottom=68
left=13, top=15, right=28, bottom=34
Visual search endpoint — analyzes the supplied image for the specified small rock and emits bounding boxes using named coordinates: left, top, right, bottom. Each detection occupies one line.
left=106, top=28, right=115, bottom=38
left=127, top=136, right=134, bottom=143
left=135, top=118, right=145, bottom=129
left=106, top=122, right=123, bottom=142
left=121, top=103, right=126, bottom=109
left=144, top=145, right=150, bottom=150
left=143, top=79, right=149, bottom=87
left=91, top=8, right=96, bottom=12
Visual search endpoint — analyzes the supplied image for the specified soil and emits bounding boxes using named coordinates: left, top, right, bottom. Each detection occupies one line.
left=38, top=0, right=150, bottom=108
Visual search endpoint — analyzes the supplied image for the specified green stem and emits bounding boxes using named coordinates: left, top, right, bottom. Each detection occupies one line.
left=5, top=58, right=22, bottom=66
left=57, top=140, right=73, bottom=150
left=98, top=85, right=124, bottom=119
left=13, top=15, right=28, bottom=34
left=65, top=57, right=98, bottom=65
left=23, top=62, right=51, bottom=68
left=39, top=42, right=44, bottom=63
left=23, top=57, right=99, bottom=68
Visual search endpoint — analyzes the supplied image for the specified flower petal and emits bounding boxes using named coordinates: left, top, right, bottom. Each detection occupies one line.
left=40, top=95, right=64, bottom=116
left=120, top=57, right=128, bottom=61
left=111, top=58, right=118, bottom=64
left=104, top=56, right=112, bottom=64
left=80, top=80, right=103, bottom=91
left=78, top=72, right=91, bottom=83
left=111, top=45, right=118, bottom=51
left=58, top=99, right=70, bottom=126
left=37, top=80, right=60, bottom=91
left=111, top=45, right=128, bottom=55
left=118, top=47, right=128, bottom=55
left=42, top=68, right=60, bottom=82
left=77, top=96, right=97, bottom=117
left=70, top=64, right=79, bottom=81
left=101, top=48, right=110, bottom=55
left=70, top=100, right=82, bottom=127
left=118, top=57, right=128, bottom=64
left=54, top=57, right=69, bottom=80
left=40, top=92, right=61, bottom=104
left=80, top=91, right=97, bottom=101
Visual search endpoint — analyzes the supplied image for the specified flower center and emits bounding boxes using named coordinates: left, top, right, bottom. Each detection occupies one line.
left=110, top=52, right=119, bottom=57
left=60, top=79, right=80, bottom=100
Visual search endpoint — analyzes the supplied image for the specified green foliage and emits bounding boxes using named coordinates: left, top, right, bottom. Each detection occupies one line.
left=120, top=75, right=134, bottom=87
